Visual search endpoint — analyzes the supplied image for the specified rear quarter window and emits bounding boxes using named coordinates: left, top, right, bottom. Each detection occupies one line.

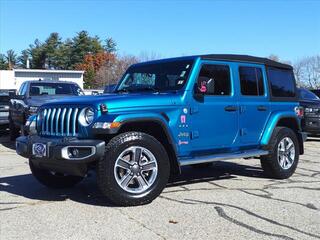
left=267, top=68, right=296, bottom=98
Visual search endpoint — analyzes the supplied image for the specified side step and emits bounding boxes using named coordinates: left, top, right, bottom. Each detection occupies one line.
left=178, top=149, right=269, bottom=166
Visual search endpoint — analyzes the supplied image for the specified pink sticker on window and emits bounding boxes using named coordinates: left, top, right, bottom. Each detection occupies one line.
left=200, top=85, right=207, bottom=93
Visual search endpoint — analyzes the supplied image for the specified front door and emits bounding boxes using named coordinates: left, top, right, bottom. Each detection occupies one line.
left=190, top=62, right=239, bottom=153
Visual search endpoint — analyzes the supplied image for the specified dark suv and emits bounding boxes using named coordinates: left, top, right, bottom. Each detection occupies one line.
left=16, top=54, right=306, bottom=206
left=0, top=89, right=13, bottom=129
left=9, top=80, right=83, bottom=140
left=298, top=88, right=320, bottom=136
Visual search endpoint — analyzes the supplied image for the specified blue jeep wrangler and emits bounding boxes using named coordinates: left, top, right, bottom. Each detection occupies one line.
left=16, top=54, right=306, bottom=206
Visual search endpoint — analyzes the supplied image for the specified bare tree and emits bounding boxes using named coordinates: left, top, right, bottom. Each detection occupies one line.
left=94, top=54, right=139, bottom=88
left=138, top=51, right=162, bottom=62
left=293, top=60, right=305, bottom=87
left=268, top=54, right=280, bottom=62
left=294, top=55, right=320, bottom=89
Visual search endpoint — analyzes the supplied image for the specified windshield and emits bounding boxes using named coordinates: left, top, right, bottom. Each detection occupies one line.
left=116, top=60, right=194, bottom=93
left=29, top=83, right=84, bottom=96
left=299, top=88, right=319, bottom=100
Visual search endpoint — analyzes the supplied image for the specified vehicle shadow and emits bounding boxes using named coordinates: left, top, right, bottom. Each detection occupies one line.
left=0, top=129, right=16, bottom=150
left=168, top=162, right=265, bottom=187
left=0, top=161, right=265, bottom=207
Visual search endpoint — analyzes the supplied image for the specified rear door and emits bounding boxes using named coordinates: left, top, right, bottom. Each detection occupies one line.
left=237, top=64, right=271, bottom=144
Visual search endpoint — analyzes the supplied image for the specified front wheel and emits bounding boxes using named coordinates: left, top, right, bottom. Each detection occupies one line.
left=97, top=132, right=170, bottom=206
left=29, top=161, right=84, bottom=188
left=260, top=127, right=299, bottom=179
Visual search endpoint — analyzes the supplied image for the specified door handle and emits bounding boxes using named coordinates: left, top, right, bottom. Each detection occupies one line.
left=257, top=105, right=267, bottom=111
left=224, top=105, right=238, bottom=112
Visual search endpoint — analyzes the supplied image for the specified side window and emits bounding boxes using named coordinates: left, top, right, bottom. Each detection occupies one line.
left=239, top=67, right=264, bottom=96
left=197, top=64, right=231, bottom=96
left=267, top=68, right=296, bottom=98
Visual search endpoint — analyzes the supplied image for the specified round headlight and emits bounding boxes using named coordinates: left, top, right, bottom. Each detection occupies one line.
left=85, top=108, right=94, bottom=125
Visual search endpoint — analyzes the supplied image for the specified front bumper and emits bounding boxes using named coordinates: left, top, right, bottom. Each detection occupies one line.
left=301, top=117, right=320, bottom=135
left=0, top=120, right=9, bottom=125
left=16, top=135, right=105, bottom=176
left=0, top=117, right=9, bottom=125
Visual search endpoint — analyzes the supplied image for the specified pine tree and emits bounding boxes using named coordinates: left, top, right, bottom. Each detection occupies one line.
left=0, top=54, right=8, bottom=70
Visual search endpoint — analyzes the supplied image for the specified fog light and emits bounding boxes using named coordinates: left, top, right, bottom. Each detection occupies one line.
left=61, top=146, right=96, bottom=160
left=68, top=148, right=79, bottom=158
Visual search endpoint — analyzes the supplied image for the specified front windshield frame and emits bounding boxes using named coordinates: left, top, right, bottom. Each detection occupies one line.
left=115, top=59, right=195, bottom=93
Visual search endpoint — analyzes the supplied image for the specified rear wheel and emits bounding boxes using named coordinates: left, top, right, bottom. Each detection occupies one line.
left=29, top=161, right=84, bottom=188
left=260, top=127, right=299, bottom=179
left=97, top=132, right=170, bottom=206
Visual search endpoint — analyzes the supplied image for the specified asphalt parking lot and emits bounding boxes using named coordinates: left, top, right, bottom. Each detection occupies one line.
left=0, top=130, right=319, bottom=240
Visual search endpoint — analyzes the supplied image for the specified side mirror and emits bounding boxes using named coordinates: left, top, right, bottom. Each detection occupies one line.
left=193, top=83, right=205, bottom=101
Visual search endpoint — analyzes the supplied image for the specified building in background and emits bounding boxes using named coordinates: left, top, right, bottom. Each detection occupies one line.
left=0, top=69, right=84, bottom=90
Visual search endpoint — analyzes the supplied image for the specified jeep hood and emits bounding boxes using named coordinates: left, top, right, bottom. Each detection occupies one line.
left=299, top=99, right=320, bottom=107
left=41, top=93, right=182, bottom=110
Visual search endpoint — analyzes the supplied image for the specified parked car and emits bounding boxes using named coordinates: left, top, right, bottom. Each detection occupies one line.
left=298, top=88, right=320, bottom=136
left=310, top=89, right=320, bottom=98
left=9, top=80, right=84, bottom=140
left=16, top=54, right=306, bottom=206
left=0, top=89, right=14, bottom=129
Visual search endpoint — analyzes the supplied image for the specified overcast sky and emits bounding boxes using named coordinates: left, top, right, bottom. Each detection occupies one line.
left=0, top=0, right=319, bottom=62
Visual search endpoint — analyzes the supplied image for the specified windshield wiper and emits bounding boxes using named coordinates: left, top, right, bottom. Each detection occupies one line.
left=115, top=86, right=162, bottom=93
left=134, top=86, right=161, bottom=93
left=114, top=88, right=131, bottom=93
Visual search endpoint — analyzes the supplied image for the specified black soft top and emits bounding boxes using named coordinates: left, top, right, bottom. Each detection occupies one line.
left=200, top=54, right=292, bottom=70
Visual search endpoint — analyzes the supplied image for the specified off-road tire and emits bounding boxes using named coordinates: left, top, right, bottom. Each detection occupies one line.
left=9, top=118, right=20, bottom=141
left=29, top=161, right=84, bottom=188
left=97, top=132, right=170, bottom=206
left=260, top=127, right=299, bottom=179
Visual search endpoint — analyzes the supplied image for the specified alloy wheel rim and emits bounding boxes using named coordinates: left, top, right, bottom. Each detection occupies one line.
left=277, top=137, right=295, bottom=170
left=114, top=146, right=158, bottom=194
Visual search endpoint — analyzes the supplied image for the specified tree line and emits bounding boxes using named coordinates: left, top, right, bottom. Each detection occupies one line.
left=0, top=31, right=319, bottom=89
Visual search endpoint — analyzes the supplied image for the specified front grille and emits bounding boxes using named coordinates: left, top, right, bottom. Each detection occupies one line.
left=38, top=107, right=80, bottom=137
left=305, top=109, right=320, bottom=117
